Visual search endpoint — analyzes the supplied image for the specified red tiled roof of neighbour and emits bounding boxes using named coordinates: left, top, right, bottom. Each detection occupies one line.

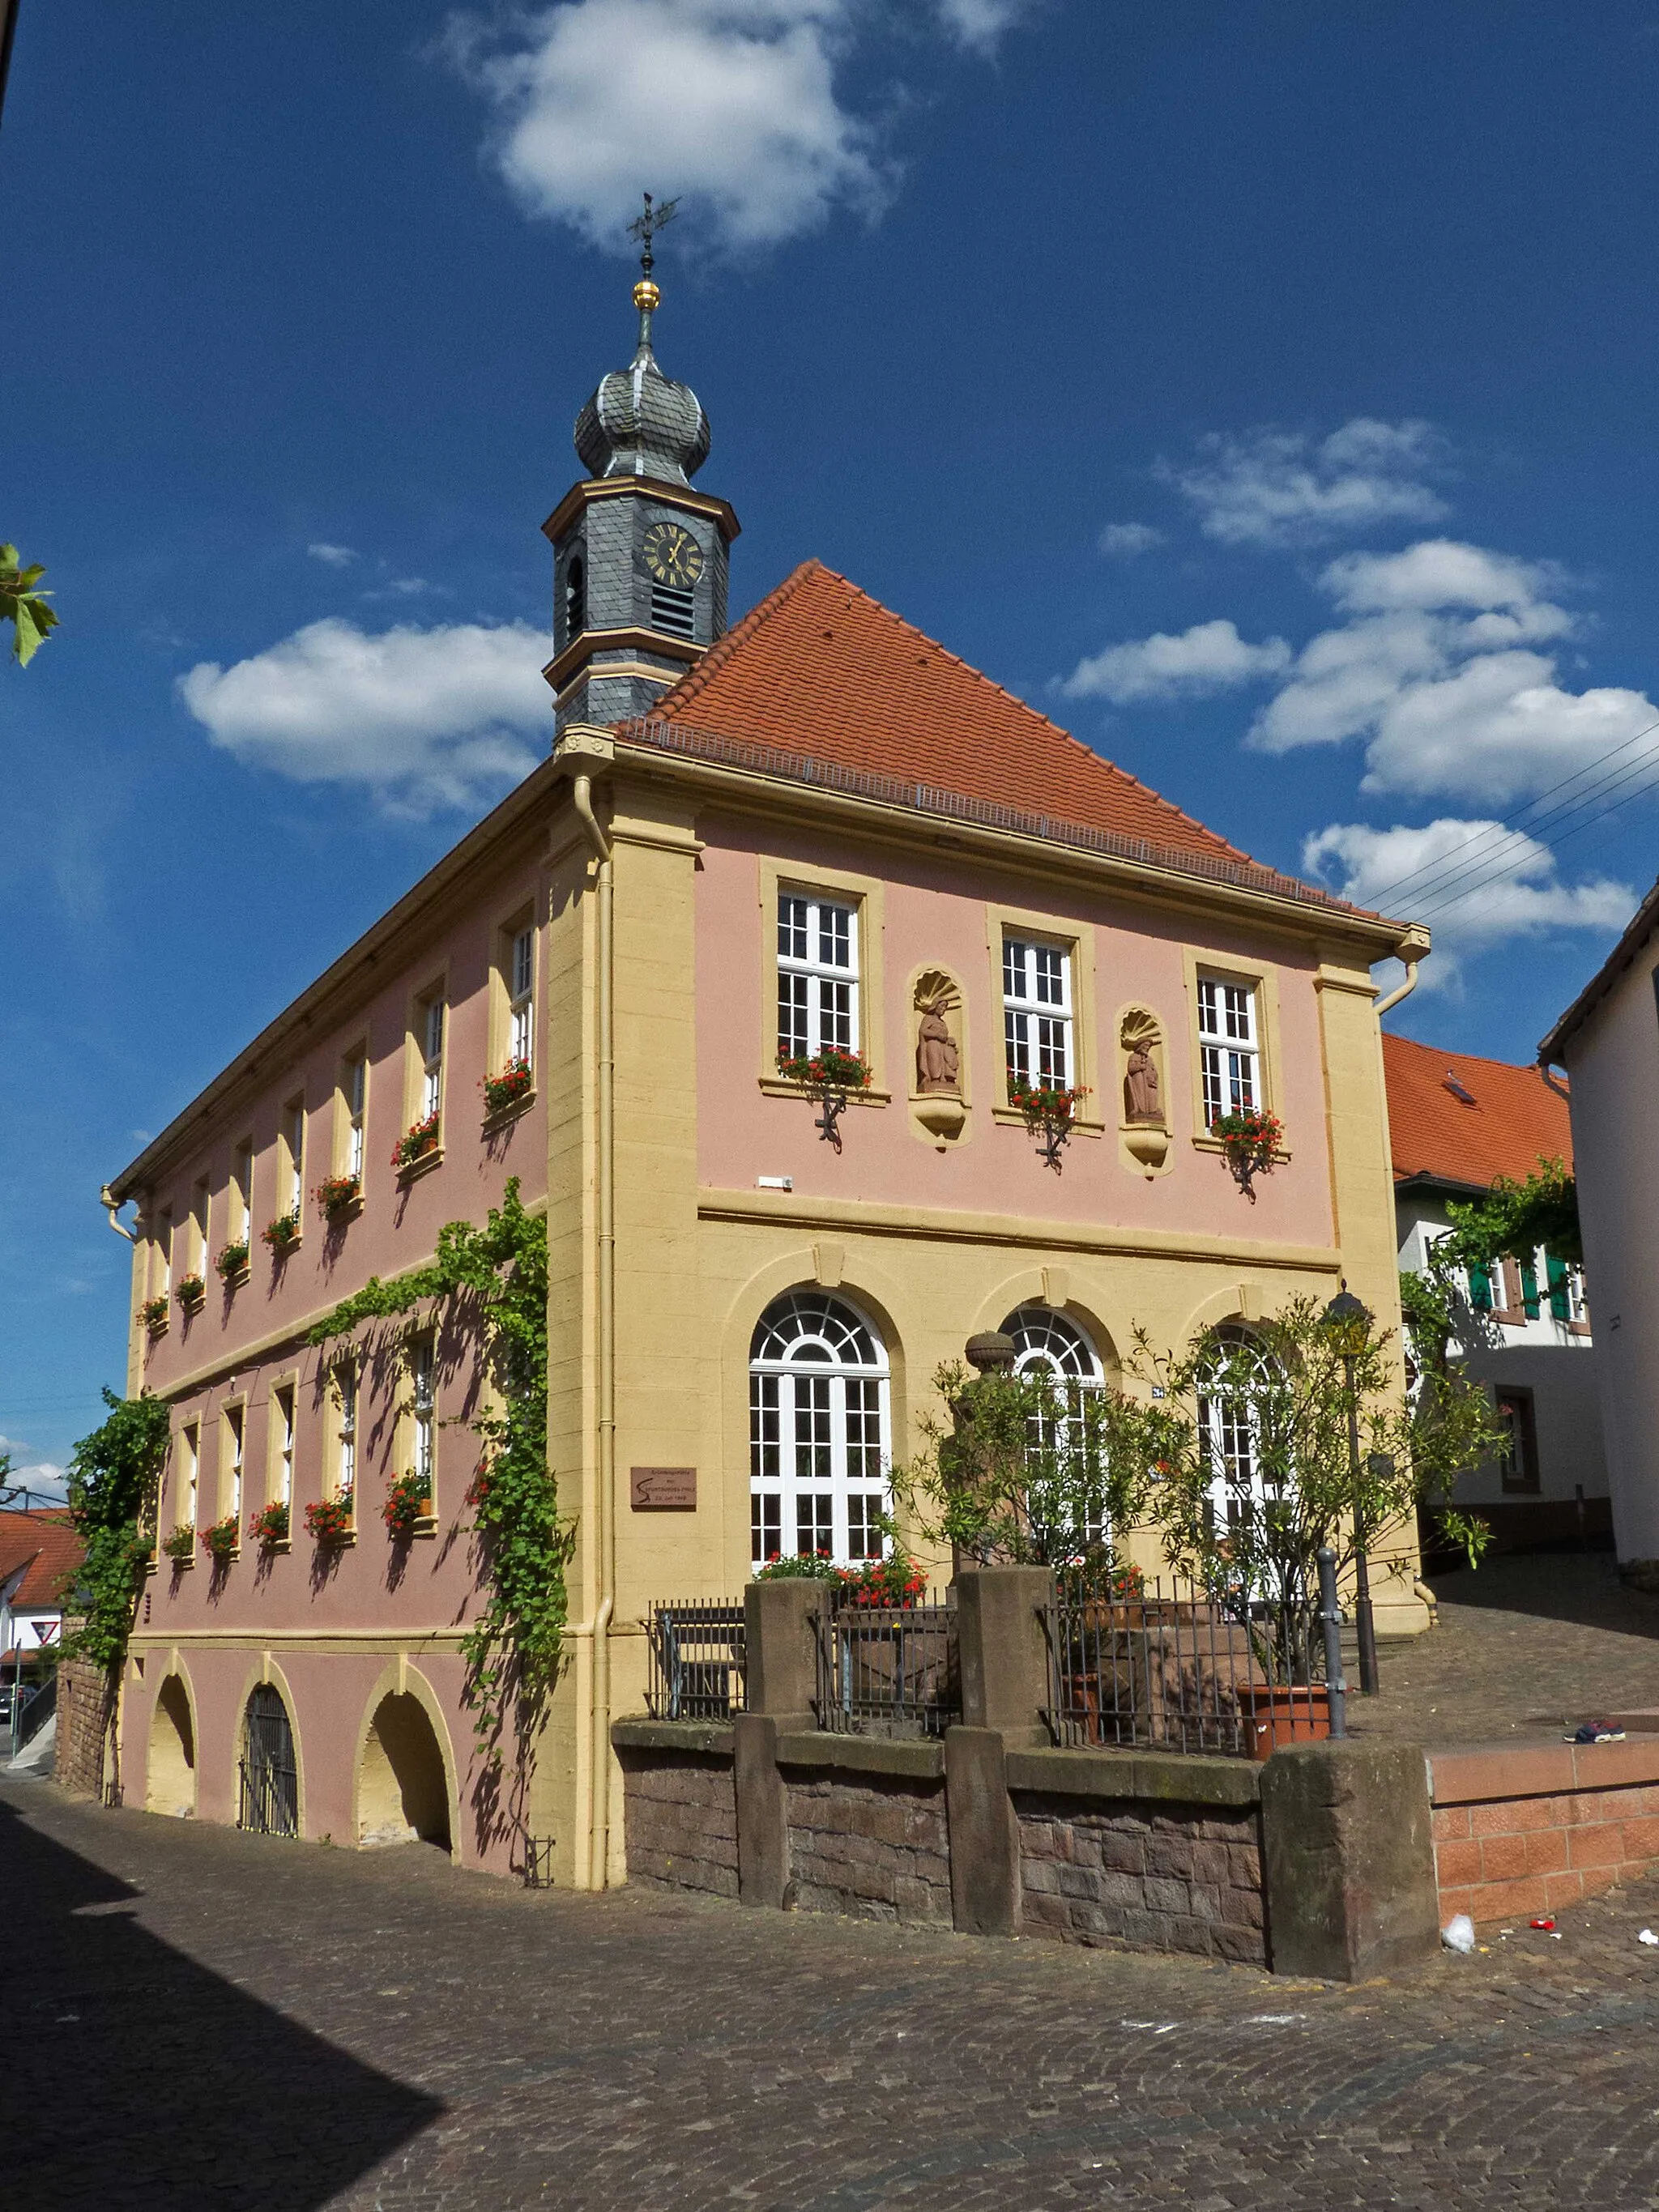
left=645, top=560, right=1343, bottom=890
left=0, top=1510, right=81, bottom=1610
left=1383, top=1033, right=1572, bottom=1193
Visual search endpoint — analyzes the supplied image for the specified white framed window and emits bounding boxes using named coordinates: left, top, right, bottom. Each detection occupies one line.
left=273, top=1384, right=295, bottom=1507
left=344, top=1051, right=368, bottom=1180
left=420, top=995, right=445, bottom=1122
left=411, top=1336, right=435, bottom=1491
left=1197, top=978, right=1259, bottom=1126
left=1196, top=1325, right=1278, bottom=1534
left=335, top=1362, right=357, bottom=1498
left=224, top=1404, right=245, bottom=1520
left=777, top=892, right=858, bottom=1062
left=510, top=925, right=535, bottom=1068
left=280, top=1097, right=305, bottom=1219
left=1004, top=1306, right=1107, bottom=1547
left=749, top=1292, right=889, bottom=1566
left=1003, top=936, right=1073, bottom=1089
left=180, top=1423, right=199, bottom=1529
left=191, top=1176, right=211, bottom=1276
left=234, top=1141, right=255, bottom=1246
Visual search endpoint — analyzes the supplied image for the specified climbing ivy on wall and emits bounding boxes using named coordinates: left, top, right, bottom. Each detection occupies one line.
left=306, top=1178, right=568, bottom=1749
left=62, top=1387, right=173, bottom=1673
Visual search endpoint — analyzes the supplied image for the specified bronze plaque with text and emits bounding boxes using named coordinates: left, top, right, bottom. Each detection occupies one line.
left=629, top=1465, right=697, bottom=1511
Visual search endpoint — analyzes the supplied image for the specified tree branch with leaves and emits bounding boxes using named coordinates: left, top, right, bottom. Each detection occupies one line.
left=2, top=542, right=58, bottom=665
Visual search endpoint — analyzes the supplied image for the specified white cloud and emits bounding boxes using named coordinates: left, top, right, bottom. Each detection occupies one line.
left=444, top=0, right=1027, bottom=254
left=0, top=1439, right=68, bottom=1505
left=307, top=542, right=358, bottom=567
left=1161, top=418, right=1450, bottom=548
left=1304, top=817, right=1634, bottom=987
left=179, top=618, right=552, bottom=816
left=1061, top=619, right=1290, bottom=705
left=1244, top=537, right=1657, bottom=806
left=1098, top=522, right=1164, bottom=559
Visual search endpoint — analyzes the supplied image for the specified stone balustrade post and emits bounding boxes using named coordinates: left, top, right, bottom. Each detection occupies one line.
left=947, top=1564, right=1056, bottom=1936
left=735, top=1578, right=823, bottom=1908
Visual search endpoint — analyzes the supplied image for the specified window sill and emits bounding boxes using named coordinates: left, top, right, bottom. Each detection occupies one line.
left=177, top=1298, right=206, bottom=1320
left=758, top=1076, right=892, bottom=1106
left=258, top=1537, right=292, bottom=1555
left=264, top=1236, right=303, bottom=1261
left=412, top=1513, right=438, bottom=1539
left=144, top=1320, right=169, bottom=1341
left=321, top=1197, right=364, bottom=1227
left=313, top=1529, right=357, bottom=1549
left=482, top=1088, right=536, bottom=1133
left=989, top=1104, right=1104, bottom=1138
left=165, top=1554, right=196, bottom=1571
left=395, top=1146, right=445, bottom=1185
left=220, top=1268, right=252, bottom=1292
left=207, top=1547, right=241, bottom=1566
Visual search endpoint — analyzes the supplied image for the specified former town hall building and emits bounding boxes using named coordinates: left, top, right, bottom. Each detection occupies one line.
left=103, top=262, right=1424, bottom=1885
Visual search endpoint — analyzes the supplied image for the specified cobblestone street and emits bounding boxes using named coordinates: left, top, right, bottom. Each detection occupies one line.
left=13, top=1773, right=1659, bottom=2210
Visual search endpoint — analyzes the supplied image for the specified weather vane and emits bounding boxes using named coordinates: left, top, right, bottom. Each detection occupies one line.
left=627, top=191, right=679, bottom=283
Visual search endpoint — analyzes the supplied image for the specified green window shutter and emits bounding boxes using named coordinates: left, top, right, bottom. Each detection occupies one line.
left=1469, top=1263, right=1493, bottom=1311
left=1546, top=1253, right=1571, bottom=1321
left=1520, top=1257, right=1541, bottom=1319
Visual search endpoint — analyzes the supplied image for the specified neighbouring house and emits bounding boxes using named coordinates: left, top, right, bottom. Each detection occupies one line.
left=1384, top=1034, right=1605, bottom=1550
left=1541, top=878, right=1659, bottom=1579
left=98, top=269, right=1428, bottom=1889
left=0, top=1507, right=79, bottom=1689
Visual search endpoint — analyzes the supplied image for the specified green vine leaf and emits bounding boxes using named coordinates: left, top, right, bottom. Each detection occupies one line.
left=61, top=1388, right=172, bottom=1673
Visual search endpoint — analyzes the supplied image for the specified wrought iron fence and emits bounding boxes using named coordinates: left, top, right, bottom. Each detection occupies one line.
left=813, top=1591, right=960, bottom=1738
left=1041, top=1579, right=1333, bottom=1760
left=645, top=1600, right=748, bottom=1721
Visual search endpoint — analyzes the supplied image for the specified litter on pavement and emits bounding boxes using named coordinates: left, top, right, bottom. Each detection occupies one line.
left=1442, top=1914, right=1476, bottom=1953
left=1566, top=1721, right=1627, bottom=1743
left=1530, top=1917, right=1556, bottom=1930
left=1639, top=1929, right=1659, bottom=1946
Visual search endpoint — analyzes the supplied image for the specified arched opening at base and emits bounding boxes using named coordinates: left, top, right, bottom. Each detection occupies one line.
left=356, top=1691, right=451, bottom=1849
left=146, top=1674, right=196, bottom=1818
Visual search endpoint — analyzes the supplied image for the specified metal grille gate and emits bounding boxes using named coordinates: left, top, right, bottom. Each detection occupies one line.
left=238, top=1684, right=298, bottom=1837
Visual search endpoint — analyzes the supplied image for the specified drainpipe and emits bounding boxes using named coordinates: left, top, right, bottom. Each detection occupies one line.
left=100, top=1184, right=137, bottom=1242
left=1374, top=929, right=1429, bottom=1019
left=571, top=768, right=615, bottom=1890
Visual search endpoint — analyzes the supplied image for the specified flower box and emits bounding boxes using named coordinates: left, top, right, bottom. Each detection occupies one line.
left=262, top=1210, right=301, bottom=1255
left=1006, top=1073, right=1090, bottom=1171
left=305, top=1491, right=355, bottom=1546
left=215, top=1239, right=250, bottom=1285
left=382, top=1470, right=434, bottom=1541
left=393, top=1115, right=441, bottom=1171
left=175, top=1272, right=206, bottom=1312
left=313, top=1174, right=361, bottom=1222
left=1210, top=1108, right=1283, bottom=1200
left=160, top=1522, right=196, bottom=1564
left=776, top=1048, right=872, bottom=1152
left=482, top=1057, right=534, bottom=1118
left=202, top=1512, right=240, bottom=1563
left=248, top=1499, right=290, bottom=1549
left=139, top=1295, right=170, bottom=1335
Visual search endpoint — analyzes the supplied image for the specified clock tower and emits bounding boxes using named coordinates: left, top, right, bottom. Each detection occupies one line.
left=543, top=211, right=740, bottom=733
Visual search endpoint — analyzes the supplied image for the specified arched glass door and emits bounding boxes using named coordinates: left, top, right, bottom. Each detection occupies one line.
left=239, top=1683, right=298, bottom=1838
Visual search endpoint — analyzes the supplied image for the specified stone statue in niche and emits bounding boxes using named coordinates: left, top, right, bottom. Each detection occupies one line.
left=1124, top=1042, right=1162, bottom=1124
left=916, top=999, right=961, bottom=1094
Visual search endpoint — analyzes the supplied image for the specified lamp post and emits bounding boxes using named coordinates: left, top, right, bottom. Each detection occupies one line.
left=1323, top=1285, right=1379, bottom=1695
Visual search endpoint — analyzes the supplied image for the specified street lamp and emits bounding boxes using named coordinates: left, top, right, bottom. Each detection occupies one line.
left=1323, top=1284, right=1379, bottom=1695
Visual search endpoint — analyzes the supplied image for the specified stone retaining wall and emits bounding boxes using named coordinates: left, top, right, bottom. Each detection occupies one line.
left=1015, top=1793, right=1266, bottom=1963
left=1430, top=1738, right=1659, bottom=1925
left=785, top=1771, right=952, bottom=1925
left=618, top=1741, right=739, bottom=1899
left=54, top=1657, right=112, bottom=1800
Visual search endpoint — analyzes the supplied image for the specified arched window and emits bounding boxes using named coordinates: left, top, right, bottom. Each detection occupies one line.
left=1002, top=1305, right=1108, bottom=1551
left=749, top=1291, right=890, bottom=1565
left=564, top=555, right=586, bottom=645
left=1196, top=1323, right=1277, bottom=1529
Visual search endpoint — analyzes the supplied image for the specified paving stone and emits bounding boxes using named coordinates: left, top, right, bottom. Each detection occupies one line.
left=15, top=1769, right=1659, bottom=2210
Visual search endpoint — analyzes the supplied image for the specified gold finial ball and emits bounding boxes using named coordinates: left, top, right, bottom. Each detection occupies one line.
left=633, top=279, right=661, bottom=311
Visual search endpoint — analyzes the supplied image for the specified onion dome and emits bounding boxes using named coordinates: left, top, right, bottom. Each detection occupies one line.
left=573, top=278, right=712, bottom=485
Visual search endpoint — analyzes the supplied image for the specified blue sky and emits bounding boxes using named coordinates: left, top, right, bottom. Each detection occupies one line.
left=6, top=0, right=1659, bottom=1494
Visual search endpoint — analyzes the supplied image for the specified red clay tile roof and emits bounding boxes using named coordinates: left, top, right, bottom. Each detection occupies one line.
left=1383, top=1033, right=1572, bottom=1192
left=0, top=1510, right=81, bottom=1610
left=647, top=560, right=1270, bottom=872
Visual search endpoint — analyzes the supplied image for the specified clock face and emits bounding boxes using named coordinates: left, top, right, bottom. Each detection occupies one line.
left=642, top=519, right=704, bottom=589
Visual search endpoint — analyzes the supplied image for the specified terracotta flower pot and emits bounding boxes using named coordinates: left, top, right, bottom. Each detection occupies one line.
left=1241, top=1684, right=1330, bottom=1762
